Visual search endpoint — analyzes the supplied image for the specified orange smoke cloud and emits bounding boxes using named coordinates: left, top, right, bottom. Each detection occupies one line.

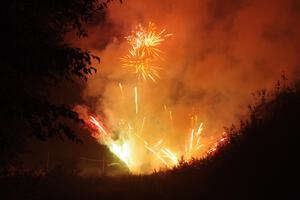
left=66, top=0, right=300, bottom=173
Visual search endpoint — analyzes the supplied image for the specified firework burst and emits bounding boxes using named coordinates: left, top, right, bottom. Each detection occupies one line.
left=121, top=22, right=172, bottom=82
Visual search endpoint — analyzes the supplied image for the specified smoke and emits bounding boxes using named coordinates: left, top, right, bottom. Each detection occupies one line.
left=67, top=0, right=300, bottom=172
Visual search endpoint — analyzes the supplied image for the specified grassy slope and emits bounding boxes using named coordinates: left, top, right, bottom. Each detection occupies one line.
left=1, top=80, right=299, bottom=200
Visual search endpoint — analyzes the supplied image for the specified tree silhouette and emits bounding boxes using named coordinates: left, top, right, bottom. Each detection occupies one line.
left=0, top=0, right=122, bottom=170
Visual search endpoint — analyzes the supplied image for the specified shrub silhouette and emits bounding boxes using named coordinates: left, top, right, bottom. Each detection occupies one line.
left=1, top=78, right=299, bottom=199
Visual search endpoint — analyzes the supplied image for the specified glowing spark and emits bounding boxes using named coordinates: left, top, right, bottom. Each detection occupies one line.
left=144, top=144, right=170, bottom=168
left=119, top=82, right=124, bottom=97
left=196, top=123, right=203, bottom=136
left=184, top=116, right=205, bottom=159
left=121, top=22, right=172, bottom=82
left=207, top=132, right=228, bottom=155
left=148, top=74, right=156, bottom=82
left=196, top=137, right=201, bottom=146
left=189, top=129, right=195, bottom=152
left=140, top=116, right=146, bottom=133
left=163, top=104, right=167, bottom=111
left=162, top=148, right=178, bottom=165
left=196, top=144, right=204, bottom=150
left=169, top=111, right=173, bottom=122
left=154, top=139, right=163, bottom=148
left=89, top=116, right=108, bottom=136
left=134, top=86, right=138, bottom=114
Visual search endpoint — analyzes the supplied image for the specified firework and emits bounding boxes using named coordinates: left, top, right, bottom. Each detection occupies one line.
left=185, top=116, right=204, bottom=159
left=79, top=22, right=227, bottom=174
left=121, top=22, right=172, bottom=82
left=87, top=115, right=132, bottom=167
left=85, top=114, right=179, bottom=171
left=84, top=110, right=226, bottom=173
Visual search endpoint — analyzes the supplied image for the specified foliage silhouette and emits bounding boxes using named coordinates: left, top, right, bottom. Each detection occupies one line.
left=0, top=0, right=122, bottom=170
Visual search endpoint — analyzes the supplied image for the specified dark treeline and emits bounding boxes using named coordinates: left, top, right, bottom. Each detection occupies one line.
left=1, top=78, right=299, bottom=199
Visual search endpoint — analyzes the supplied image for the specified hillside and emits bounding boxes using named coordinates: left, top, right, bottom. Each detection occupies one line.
left=1, top=79, right=299, bottom=199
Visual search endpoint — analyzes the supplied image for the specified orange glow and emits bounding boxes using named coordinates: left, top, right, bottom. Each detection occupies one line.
left=79, top=22, right=227, bottom=174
